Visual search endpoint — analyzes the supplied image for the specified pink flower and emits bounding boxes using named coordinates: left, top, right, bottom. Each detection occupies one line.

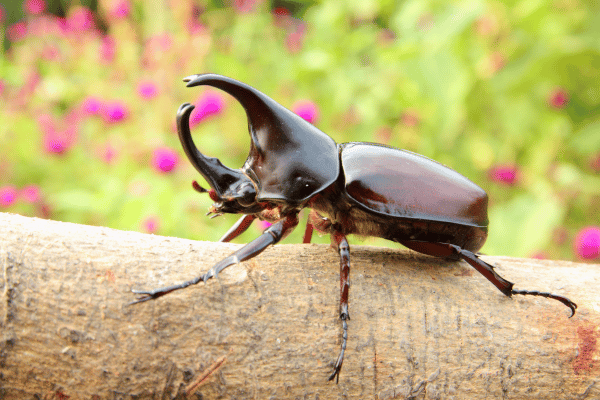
left=137, top=81, right=158, bottom=99
left=0, top=5, right=5, bottom=24
left=590, top=153, right=600, bottom=173
left=24, top=0, right=46, bottom=15
left=43, top=127, right=77, bottom=154
left=488, top=164, right=519, bottom=186
left=549, top=88, right=568, bottom=109
left=102, top=101, right=128, bottom=123
left=0, top=80, right=5, bottom=96
left=82, top=96, right=102, bottom=115
left=152, top=147, right=179, bottom=173
left=272, top=7, right=291, bottom=28
left=286, top=24, right=305, bottom=53
left=68, top=6, right=95, bottom=33
left=110, top=0, right=130, bottom=20
left=100, top=35, right=116, bottom=63
left=100, top=143, right=118, bottom=164
left=190, top=91, right=225, bottom=127
left=530, top=251, right=548, bottom=260
left=38, top=113, right=78, bottom=154
left=233, top=0, right=261, bottom=13
left=142, top=216, right=160, bottom=234
left=574, top=227, right=600, bottom=260
left=0, top=186, right=18, bottom=207
left=401, top=110, right=420, bottom=127
left=21, top=185, right=41, bottom=203
left=292, top=100, right=319, bottom=124
left=8, top=21, right=28, bottom=42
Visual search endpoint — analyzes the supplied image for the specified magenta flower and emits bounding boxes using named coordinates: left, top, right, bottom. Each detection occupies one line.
left=43, top=127, right=77, bottom=154
left=286, top=24, right=305, bottom=53
left=137, top=81, right=158, bottom=99
left=38, top=113, right=78, bottom=154
left=109, top=0, right=130, bottom=20
left=102, top=101, right=128, bottom=123
left=590, top=153, right=600, bottom=173
left=0, top=186, right=18, bottom=207
left=21, top=185, right=41, bottom=203
left=152, top=147, right=179, bottom=173
left=530, top=251, right=547, bottom=260
left=100, top=143, right=118, bottom=164
left=272, top=7, right=291, bottom=28
left=292, top=100, right=319, bottom=124
left=8, top=21, right=28, bottom=42
left=574, top=227, right=600, bottom=260
left=233, top=0, right=261, bottom=13
left=68, top=6, right=95, bottom=33
left=100, top=35, right=116, bottom=63
left=190, top=91, right=225, bottom=127
left=549, top=88, right=568, bottom=109
left=401, top=110, right=420, bottom=127
left=24, top=0, right=46, bottom=15
left=82, top=96, right=102, bottom=115
left=0, top=80, right=5, bottom=96
left=488, top=164, right=519, bottom=186
left=142, top=216, right=160, bottom=234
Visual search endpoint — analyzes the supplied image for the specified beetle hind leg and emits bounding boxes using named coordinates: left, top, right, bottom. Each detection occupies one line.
left=328, top=230, right=350, bottom=383
left=400, top=240, right=577, bottom=317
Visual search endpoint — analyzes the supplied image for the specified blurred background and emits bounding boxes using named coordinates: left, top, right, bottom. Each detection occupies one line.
left=1, top=0, right=599, bottom=261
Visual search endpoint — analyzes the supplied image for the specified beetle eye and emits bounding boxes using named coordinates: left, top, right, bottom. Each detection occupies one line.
left=237, top=183, right=256, bottom=207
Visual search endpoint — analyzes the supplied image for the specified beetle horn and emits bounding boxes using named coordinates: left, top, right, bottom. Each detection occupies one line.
left=176, top=102, right=254, bottom=201
left=183, top=74, right=339, bottom=203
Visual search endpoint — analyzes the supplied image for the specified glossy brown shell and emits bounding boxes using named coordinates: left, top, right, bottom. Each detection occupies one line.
left=340, top=143, right=489, bottom=228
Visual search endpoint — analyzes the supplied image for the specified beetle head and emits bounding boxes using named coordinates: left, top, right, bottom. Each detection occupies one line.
left=177, top=103, right=260, bottom=215
left=182, top=74, right=339, bottom=206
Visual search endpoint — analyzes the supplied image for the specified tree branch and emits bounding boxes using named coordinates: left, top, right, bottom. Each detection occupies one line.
left=0, top=212, right=598, bottom=399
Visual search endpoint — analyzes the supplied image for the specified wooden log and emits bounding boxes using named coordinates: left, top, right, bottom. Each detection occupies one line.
left=0, top=212, right=598, bottom=399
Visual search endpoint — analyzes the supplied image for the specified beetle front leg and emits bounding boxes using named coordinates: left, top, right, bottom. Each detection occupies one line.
left=328, top=230, right=350, bottom=383
left=131, top=214, right=298, bottom=304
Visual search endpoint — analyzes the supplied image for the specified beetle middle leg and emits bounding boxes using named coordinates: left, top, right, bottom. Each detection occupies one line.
left=399, top=240, right=577, bottom=317
left=131, top=214, right=298, bottom=304
left=328, top=230, right=350, bottom=383
left=219, top=215, right=256, bottom=242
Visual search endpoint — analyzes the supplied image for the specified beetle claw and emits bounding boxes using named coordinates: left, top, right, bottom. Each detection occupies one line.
left=128, top=288, right=165, bottom=305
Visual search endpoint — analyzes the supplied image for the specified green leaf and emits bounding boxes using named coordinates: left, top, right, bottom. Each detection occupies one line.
left=569, top=120, right=600, bottom=154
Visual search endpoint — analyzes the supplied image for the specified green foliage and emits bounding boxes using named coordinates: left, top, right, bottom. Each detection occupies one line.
left=1, top=0, right=599, bottom=260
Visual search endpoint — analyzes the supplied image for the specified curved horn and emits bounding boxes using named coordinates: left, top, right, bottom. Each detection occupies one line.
left=176, top=102, right=253, bottom=199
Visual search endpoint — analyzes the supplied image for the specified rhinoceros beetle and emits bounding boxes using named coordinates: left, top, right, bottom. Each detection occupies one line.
left=132, top=73, right=576, bottom=382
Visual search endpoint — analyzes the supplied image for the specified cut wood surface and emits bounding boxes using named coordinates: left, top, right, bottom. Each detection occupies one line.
left=0, top=212, right=598, bottom=399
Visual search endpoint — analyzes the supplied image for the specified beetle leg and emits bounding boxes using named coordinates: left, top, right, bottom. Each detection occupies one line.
left=328, top=230, right=350, bottom=383
left=400, top=240, right=577, bottom=317
left=219, top=215, right=256, bottom=242
left=303, top=222, right=314, bottom=244
left=131, top=214, right=298, bottom=304
left=304, top=210, right=332, bottom=244
left=446, top=244, right=576, bottom=317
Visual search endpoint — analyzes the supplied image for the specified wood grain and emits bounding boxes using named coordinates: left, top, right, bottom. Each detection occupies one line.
left=0, top=212, right=598, bottom=399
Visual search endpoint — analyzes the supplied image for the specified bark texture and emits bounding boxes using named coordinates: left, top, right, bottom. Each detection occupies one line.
left=0, top=212, right=598, bottom=399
